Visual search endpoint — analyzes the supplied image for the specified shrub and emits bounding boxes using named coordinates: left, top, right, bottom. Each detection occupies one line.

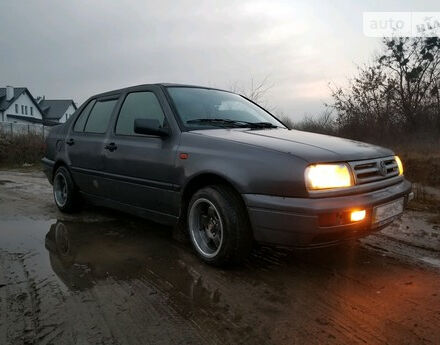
left=286, top=110, right=337, bottom=135
left=0, top=132, right=46, bottom=167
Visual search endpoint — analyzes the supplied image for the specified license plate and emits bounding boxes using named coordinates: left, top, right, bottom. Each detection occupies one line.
left=373, top=198, right=404, bottom=225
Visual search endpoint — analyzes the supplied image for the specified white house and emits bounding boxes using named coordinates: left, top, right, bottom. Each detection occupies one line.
left=0, top=86, right=44, bottom=124
left=38, top=99, right=77, bottom=124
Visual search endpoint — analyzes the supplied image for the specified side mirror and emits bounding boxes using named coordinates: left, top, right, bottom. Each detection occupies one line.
left=134, top=119, right=170, bottom=137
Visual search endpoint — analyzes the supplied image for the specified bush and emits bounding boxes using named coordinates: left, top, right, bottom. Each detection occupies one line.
left=0, top=132, right=46, bottom=167
left=283, top=110, right=337, bottom=135
left=278, top=38, right=440, bottom=187
left=280, top=112, right=440, bottom=187
left=329, top=37, right=440, bottom=144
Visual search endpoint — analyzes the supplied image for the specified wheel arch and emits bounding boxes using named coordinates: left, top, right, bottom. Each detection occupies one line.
left=52, top=160, right=69, bottom=182
left=180, top=172, right=249, bottom=221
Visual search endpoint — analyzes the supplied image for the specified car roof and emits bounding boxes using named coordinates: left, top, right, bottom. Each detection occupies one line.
left=91, top=83, right=232, bottom=99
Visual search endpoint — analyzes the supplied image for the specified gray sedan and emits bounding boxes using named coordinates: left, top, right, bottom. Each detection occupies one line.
left=42, top=84, right=412, bottom=265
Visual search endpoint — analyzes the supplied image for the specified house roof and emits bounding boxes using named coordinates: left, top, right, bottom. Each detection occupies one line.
left=6, top=114, right=43, bottom=124
left=42, top=118, right=61, bottom=126
left=0, top=87, right=44, bottom=115
left=39, top=99, right=77, bottom=120
left=0, top=87, right=26, bottom=111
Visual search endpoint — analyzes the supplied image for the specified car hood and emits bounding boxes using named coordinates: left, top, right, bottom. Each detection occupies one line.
left=191, top=128, right=394, bottom=162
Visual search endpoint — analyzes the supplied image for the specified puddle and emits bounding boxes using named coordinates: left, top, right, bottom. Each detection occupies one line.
left=2, top=170, right=440, bottom=343
left=420, top=256, right=440, bottom=268
left=1, top=216, right=440, bottom=344
left=44, top=220, right=182, bottom=291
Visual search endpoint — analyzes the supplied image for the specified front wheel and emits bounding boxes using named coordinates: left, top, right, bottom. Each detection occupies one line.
left=187, top=185, right=253, bottom=266
left=53, top=166, right=80, bottom=213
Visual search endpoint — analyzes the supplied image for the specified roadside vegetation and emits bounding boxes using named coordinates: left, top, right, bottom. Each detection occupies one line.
left=283, top=37, right=440, bottom=188
left=1, top=37, right=439, bottom=188
left=0, top=131, right=46, bottom=168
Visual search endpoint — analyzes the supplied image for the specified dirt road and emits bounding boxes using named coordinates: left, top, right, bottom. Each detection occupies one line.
left=0, top=170, right=439, bottom=345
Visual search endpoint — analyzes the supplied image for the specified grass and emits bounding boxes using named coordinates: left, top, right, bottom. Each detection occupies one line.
left=0, top=163, right=43, bottom=172
left=0, top=132, right=46, bottom=169
left=391, top=141, right=440, bottom=188
left=1, top=130, right=439, bottom=191
left=284, top=116, right=440, bottom=188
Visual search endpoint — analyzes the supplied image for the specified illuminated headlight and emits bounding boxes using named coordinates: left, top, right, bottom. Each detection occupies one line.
left=305, top=163, right=353, bottom=190
left=395, top=155, right=404, bottom=175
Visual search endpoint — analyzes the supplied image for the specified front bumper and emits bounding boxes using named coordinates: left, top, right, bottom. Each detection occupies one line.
left=244, top=179, right=412, bottom=247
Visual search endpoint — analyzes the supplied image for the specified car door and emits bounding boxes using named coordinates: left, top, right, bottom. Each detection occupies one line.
left=102, top=88, right=181, bottom=217
left=66, top=96, right=119, bottom=196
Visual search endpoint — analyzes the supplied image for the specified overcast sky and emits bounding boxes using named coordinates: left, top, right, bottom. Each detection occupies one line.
left=0, top=0, right=437, bottom=121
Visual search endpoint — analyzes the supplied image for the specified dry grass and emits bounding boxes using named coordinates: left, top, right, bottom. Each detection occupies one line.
left=284, top=114, right=440, bottom=188
left=0, top=128, right=439, bottom=190
left=407, top=182, right=440, bottom=215
left=391, top=141, right=440, bottom=187
left=0, top=132, right=46, bottom=168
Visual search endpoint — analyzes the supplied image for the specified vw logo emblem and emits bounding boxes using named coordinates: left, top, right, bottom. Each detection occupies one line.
left=379, top=161, right=387, bottom=176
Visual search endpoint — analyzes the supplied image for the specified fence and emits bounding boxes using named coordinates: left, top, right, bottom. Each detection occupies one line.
left=0, top=122, right=52, bottom=137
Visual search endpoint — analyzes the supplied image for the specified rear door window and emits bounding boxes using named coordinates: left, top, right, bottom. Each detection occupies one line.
left=115, top=92, right=165, bottom=136
left=73, top=100, right=96, bottom=132
left=84, top=99, right=117, bottom=134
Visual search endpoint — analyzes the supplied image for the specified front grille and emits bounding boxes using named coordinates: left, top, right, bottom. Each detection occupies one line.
left=348, top=156, right=399, bottom=185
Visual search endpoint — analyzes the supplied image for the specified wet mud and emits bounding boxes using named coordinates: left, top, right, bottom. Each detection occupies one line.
left=0, top=170, right=439, bottom=344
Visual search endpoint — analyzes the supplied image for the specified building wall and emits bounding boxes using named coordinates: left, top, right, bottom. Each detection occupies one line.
left=59, top=104, right=76, bottom=123
left=4, top=93, right=43, bottom=123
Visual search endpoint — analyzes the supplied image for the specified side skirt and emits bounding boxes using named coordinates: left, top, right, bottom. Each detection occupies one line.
left=80, top=191, right=179, bottom=226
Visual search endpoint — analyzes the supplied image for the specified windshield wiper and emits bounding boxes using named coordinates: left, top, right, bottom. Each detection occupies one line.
left=186, top=118, right=279, bottom=129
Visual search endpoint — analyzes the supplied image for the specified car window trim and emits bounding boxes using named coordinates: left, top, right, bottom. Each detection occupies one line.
left=112, top=89, right=171, bottom=139
left=72, top=99, right=97, bottom=133
left=161, top=86, right=191, bottom=132
left=162, top=85, right=287, bottom=132
left=239, top=94, right=288, bottom=129
left=82, top=96, right=119, bottom=135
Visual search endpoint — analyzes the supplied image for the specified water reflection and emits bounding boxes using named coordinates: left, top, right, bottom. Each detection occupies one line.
left=42, top=219, right=438, bottom=344
left=45, top=220, right=193, bottom=289
left=44, top=219, right=270, bottom=343
left=44, top=218, right=365, bottom=295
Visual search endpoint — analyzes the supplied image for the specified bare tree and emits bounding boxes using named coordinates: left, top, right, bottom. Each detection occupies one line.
left=329, top=37, right=440, bottom=141
left=291, top=109, right=336, bottom=134
left=229, top=76, right=274, bottom=105
left=379, top=37, right=440, bottom=128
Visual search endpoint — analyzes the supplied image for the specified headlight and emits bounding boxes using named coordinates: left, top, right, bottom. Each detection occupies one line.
left=305, top=163, right=353, bottom=190
left=395, top=155, right=404, bottom=175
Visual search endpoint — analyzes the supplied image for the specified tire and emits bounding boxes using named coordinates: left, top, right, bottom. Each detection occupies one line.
left=187, top=185, right=253, bottom=266
left=53, top=166, right=80, bottom=213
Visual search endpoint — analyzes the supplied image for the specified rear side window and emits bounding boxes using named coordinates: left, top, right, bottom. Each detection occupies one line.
left=73, top=100, right=95, bottom=132
left=115, top=92, right=165, bottom=136
left=84, top=99, right=117, bottom=134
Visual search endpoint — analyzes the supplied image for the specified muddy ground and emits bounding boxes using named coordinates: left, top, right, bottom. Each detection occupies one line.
left=0, top=170, right=439, bottom=345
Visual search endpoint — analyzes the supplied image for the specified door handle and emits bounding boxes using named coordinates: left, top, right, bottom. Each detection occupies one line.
left=105, top=142, right=117, bottom=152
left=66, top=138, right=75, bottom=146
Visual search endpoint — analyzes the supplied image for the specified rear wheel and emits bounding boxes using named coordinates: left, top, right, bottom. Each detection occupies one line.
left=53, top=166, right=80, bottom=213
left=187, top=185, right=253, bottom=266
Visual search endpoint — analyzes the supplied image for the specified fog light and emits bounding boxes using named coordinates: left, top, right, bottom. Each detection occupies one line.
left=350, top=210, right=366, bottom=222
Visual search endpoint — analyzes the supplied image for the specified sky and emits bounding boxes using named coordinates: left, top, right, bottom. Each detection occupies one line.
left=0, top=0, right=437, bottom=121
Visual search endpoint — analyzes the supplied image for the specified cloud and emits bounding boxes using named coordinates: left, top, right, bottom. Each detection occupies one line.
left=1, top=0, right=408, bottom=120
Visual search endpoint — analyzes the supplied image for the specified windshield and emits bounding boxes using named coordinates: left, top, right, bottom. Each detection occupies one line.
left=166, top=87, right=285, bottom=129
